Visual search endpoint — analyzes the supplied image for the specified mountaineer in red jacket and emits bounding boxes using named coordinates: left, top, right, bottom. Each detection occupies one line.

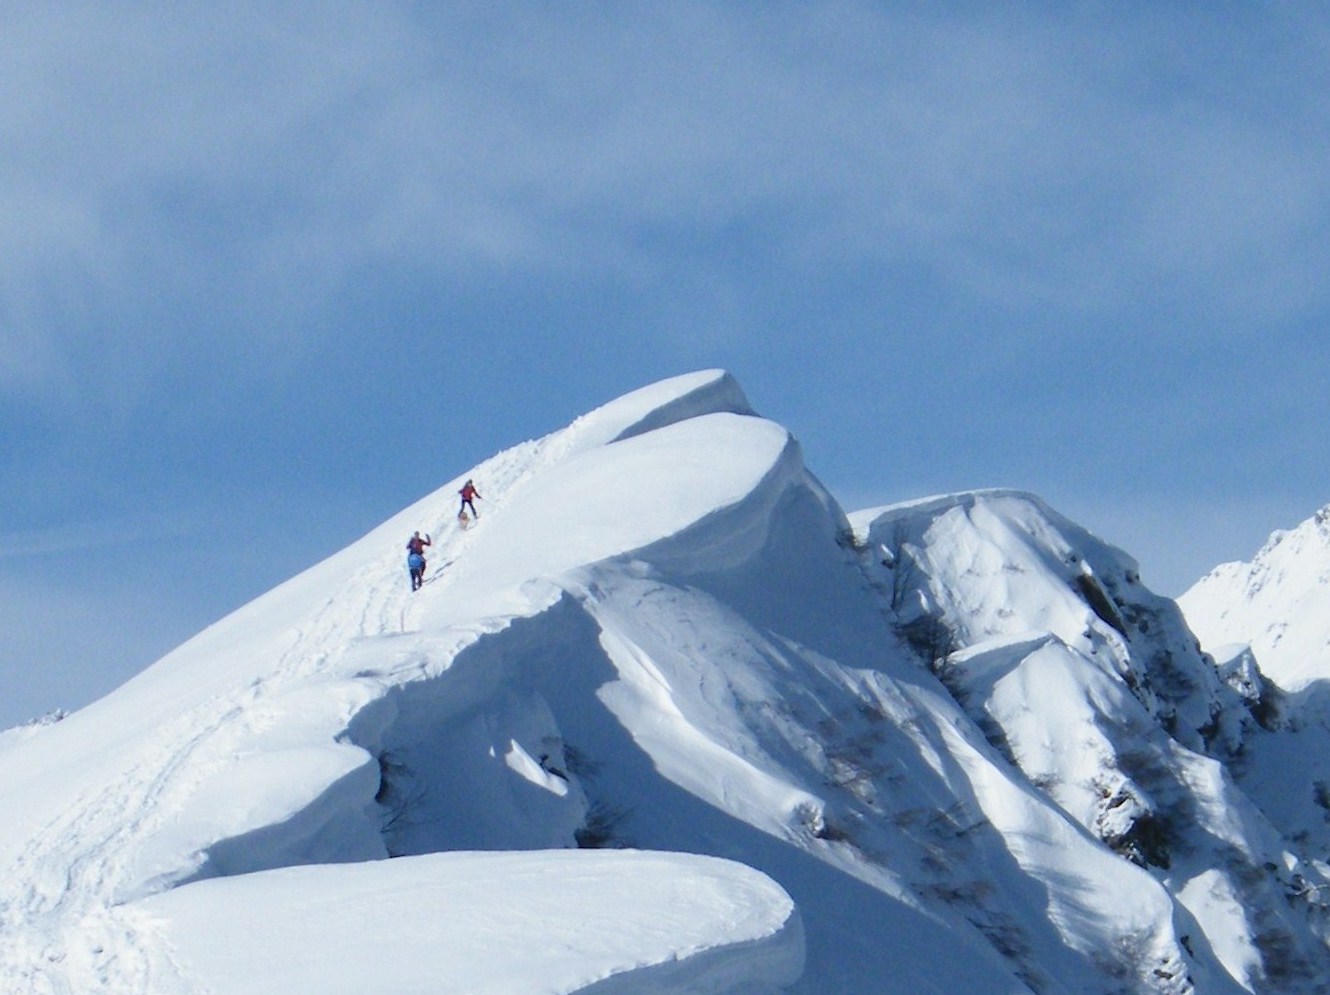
left=459, top=479, right=481, bottom=521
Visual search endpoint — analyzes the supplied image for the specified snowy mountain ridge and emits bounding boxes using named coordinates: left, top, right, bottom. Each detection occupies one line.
left=1181, top=505, right=1330, bottom=693
left=4, top=370, right=1330, bottom=994
left=1177, top=503, right=1330, bottom=917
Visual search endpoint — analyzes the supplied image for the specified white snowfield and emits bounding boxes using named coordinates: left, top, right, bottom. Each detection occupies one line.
left=4, top=370, right=1330, bottom=993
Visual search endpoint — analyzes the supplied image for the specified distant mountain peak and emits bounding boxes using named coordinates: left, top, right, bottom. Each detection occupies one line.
left=1182, top=503, right=1330, bottom=693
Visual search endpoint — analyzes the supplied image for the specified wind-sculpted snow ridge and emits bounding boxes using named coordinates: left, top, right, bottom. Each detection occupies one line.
left=853, top=491, right=1330, bottom=992
left=8, top=372, right=1330, bottom=994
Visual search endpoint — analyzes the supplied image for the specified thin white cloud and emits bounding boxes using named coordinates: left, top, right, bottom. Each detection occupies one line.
left=0, top=507, right=198, bottom=560
left=4, top=4, right=1330, bottom=407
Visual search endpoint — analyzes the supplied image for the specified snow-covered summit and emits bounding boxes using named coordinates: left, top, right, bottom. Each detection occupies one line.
left=4, top=372, right=1330, bottom=993
left=1180, top=504, right=1330, bottom=693
left=573, top=367, right=757, bottom=445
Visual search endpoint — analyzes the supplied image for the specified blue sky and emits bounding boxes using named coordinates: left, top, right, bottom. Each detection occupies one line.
left=4, top=3, right=1330, bottom=729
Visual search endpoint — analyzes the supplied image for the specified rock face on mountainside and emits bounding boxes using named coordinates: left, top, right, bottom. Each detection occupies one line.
left=4, top=370, right=1330, bottom=994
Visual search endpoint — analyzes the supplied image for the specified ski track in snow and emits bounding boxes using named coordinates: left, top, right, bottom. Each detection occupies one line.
left=1, top=434, right=576, bottom=993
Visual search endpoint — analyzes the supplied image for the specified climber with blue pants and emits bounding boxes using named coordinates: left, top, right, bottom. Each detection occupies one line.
left=406, top=531, right=431, bottom=591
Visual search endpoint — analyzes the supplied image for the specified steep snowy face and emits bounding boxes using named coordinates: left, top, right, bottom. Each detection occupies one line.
left=544, top=487, right=1236, bottom=990
left=1178, top=504, right=1330, bottom=870
left=852, top=490, right=1251, bottom=755
left=851, top=491, right=1330, bottom=992
left=1180, top=505, right=1330, bottom=693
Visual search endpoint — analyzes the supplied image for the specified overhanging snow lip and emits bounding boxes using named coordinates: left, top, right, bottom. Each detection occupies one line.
left=608, top=370, right=756, bottom=445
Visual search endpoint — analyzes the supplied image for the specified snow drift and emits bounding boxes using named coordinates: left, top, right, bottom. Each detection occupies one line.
left=4, top=370, right=1330, bottom=993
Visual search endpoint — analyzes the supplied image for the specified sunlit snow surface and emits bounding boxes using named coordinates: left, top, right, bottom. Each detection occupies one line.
left=1180, top=506, right=1330, bottom=897
left=4, top=371, right=1330, bottom=993
left=138, top=850, right=802, bottom=995
left=1181, top=508, right=1330, bottom=694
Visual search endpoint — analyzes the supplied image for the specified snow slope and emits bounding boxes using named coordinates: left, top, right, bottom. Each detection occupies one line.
left=1179, top=506, right=1330, bottom=888
left=1180, top=507, right=1330, bottom=694
left=0, top=371, right=807, bottom=994
left=853, top=492, right=1330, bottom=993
left=5, top=370, right=1330, bottom=993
